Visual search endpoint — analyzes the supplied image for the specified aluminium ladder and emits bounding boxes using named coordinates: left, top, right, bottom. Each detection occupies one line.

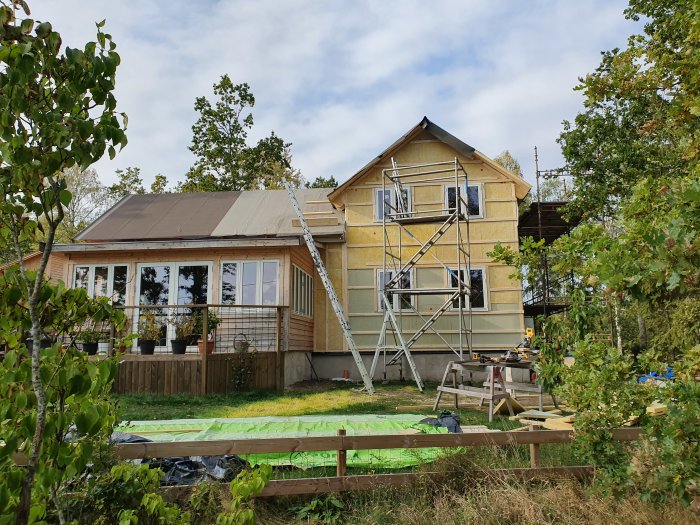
left=284, top=183, right=375, bottom=394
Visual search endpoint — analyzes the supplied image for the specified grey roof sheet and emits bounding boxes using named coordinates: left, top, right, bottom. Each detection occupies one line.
left=75, top=188, right=343, bottom=242
left=210, top=188, right=343, bottom=238
left=75, top=192, right=241, bottom=241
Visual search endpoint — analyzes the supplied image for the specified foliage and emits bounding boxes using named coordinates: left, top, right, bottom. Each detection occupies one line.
left=179, top=74, right=298, bottom=192
left=292, top=495, right=345, bottom=525
left=216, top=464, right=271, bottom=525
left=78, top=328, right=105, bottom=343
left=304, top=175, right=338, bottom=189
left=488, top=236, right=546, bottom=292
left=137, top=311, right=164, bottom=341
left=168, top=312, right=197, bottom=341
left=230, top=350, right=257, bottom=391
left=193, top=308, right=221, bottom=340
left=0, top=3, right=127, bottom=520
left=558, top=0, right=700, bottom=220
left=108, top=166, right=145, bottom=198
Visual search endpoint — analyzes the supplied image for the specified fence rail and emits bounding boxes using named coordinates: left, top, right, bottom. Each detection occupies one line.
left=115, top=428, right=644, bottom=497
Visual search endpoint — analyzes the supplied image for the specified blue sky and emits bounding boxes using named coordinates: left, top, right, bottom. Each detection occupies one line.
left=32, top=0, right=635, bottom=188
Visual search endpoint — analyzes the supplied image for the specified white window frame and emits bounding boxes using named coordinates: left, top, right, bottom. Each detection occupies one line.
left=376, top=268, right=415, bottom=312
left=447, top=266, right=488, bottom=311
left=291, top=264, right=313, bottom=318
left=443, top=183, right=483, bottom=219
left=135, top=261, right=213, bottom=307
left=220, top=260, right=280, bottom=306
left=374, top=187, right=412, bottom=222
left=71, top=263, right=130, bottom=305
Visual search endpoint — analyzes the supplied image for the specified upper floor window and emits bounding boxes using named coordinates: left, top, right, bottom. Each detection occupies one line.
left=448, top=267, right=487, bottom=310
left=73, top=264, right=128, bottom=306
left=292, top=265, right=313, bottom=317
left=221, top=260, right=279, bottom=305
left=445, top=184, right=482, bottom=218
left=375, top=187, right=412, bottom=222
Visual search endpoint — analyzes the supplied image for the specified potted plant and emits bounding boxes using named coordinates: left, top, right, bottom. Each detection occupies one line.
left=79, top=329, right=103, bottom=355
left=194, top=308, right=221, bottom=355
left=168, top=312, right=196, bottom=355
left=137, top=311, right=163, bottom=355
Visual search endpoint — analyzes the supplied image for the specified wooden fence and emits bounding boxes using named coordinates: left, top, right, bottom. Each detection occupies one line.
left=114, top=428, right=644, bottom=497
left=112, top=352, right=281, bottom=395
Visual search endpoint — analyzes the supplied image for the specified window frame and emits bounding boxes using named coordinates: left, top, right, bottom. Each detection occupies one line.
left=220, top=259, right=280, bottom=306
left=291, top=264, right=314, bottom=318
left=376, top=268, right=415, bottom=312
left=374, top=187, right=412, bottom=222
left=134, top=261, right=213, bottom=306
left=71, top=263, right=130, bottom=305
left=447, top=266, right=488, bottom=311
left=443, top=183, right=483, bottom=219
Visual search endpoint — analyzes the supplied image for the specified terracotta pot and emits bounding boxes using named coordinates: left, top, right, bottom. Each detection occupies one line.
left=197, top=340, right=215, bottom=355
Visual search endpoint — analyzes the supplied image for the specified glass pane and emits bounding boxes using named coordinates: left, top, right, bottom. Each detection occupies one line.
left=139, top=265, right=170, bottom=305
left=467, top=186, right=480, bottom=216
left=398, top=271, right=412, bottom=310
left=450, top=269, right=466, bottom=308
left=222, top=262, right=237, bottom=304
left=262, top=261, right=278, bottom=305
left=470, top=269, right=485, bottom=308
left=177, top=265, right=208, bottom=305
left=378, top=271, right=391, bottom=311
left=446, top=187, right=457, bottom=212
left=376, top=190, right=391, bottom=220
left=74, top=266, right=89, bottom=290
left=112, top=266, right=127, bottom=306
left=241, top=261, right=257, bottom=304
left=93, top=266, right=109, bottom=299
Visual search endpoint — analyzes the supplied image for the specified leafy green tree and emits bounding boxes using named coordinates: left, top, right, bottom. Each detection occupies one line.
left=0, top=2, right=126, bottom=522
left=305, top=175, right=338, bottom=189
left=108, top=166, right=145, bottom=198
left=179, top=74, right=295, bottom=192
left=150, top=173, right=169, bottom=193
left=52, top=166, right=111, bottom=242
left=558, top=0, right=700, bottom=220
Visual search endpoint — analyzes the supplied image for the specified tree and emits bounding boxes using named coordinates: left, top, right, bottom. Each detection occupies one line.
left=150, top=173, right=169, bottom=193
left=305, top=175, right=339, bottom=189
left=0, top=3, right=126, bottom=522
left=108, top=166, right=145, bottom=198
left=558, top=0, right=700, bottom=220
left=53, top=166, right=111, bottom=242
left=179, top=74, right=294, bottom=192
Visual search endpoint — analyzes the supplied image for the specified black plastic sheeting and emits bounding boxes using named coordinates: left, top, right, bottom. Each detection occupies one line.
left=111, top=432, right=248, bottom=485
left=418, top=411, right=463, bottom=434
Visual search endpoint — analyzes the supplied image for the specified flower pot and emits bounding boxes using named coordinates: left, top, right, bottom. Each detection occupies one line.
left=171, top=340, right=187, bottom=355
left=138, top=339, right=156, bottom=355
left=82, top=342, right=99, bottom=355
left=197, top=340, right=215, bottom=355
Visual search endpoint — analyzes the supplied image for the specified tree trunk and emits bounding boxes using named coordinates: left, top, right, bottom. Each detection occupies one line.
left=637, top=315, right=648, bottom=349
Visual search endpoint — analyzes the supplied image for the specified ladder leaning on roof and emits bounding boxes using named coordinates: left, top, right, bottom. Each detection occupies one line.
left=284, top=182, right=375, bottom=394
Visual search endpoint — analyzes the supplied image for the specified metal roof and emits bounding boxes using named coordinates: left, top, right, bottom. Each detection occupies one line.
left=74, top=188, right=343, bottom=243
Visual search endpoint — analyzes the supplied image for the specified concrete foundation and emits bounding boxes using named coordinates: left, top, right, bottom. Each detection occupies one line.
left=284, top=351, right=312, bottom=386
left=309, top=352, right=532, bottom=384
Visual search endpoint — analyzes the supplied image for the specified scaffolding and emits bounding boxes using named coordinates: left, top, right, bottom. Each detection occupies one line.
left=370, top=157, right=475, bottom=391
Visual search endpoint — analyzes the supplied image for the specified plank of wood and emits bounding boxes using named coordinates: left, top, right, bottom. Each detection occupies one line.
left=542, top=419, right=574, bottom=431
left=512, top=410, right=563, bottom=420
left=395, top=405, right=441, bottom=412
left=495, top=398, right=525, bottom=415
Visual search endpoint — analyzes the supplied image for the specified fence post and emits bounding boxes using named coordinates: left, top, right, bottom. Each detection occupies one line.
left=275, top=306, right=283, bottom=391
left=529, top=425, right=541, bottom=468
left=108, top=322, right=115, bottom=357
left=200, top=306, right=208, bottom=397
left=336, top=428, right=347, bottom=477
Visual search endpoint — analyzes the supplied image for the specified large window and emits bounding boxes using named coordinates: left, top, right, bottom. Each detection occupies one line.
left=221, top=260, right=279, bottom=305
left=137, top=262, right=211, bottom=306
left=448, top=268, right=486, bottom=310
left=292, top=265, right=313, bottom=317
left=73, top=264, right=128, bottom=305
left=375, top=187, right=411, bottom=221
left=377, top=269, right=414, bottom=312
left=445, top=184, right=482, bottom=217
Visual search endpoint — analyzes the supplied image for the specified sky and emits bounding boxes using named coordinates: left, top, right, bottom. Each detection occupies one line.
left=31, top=0, right=636, bottom=188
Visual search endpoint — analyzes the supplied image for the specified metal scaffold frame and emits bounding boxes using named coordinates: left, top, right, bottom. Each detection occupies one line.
left=371, top=157, right=475, bottom=391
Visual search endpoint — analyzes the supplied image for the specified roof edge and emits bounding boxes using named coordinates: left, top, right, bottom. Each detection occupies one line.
left=74, top=194, right=133, bottom=241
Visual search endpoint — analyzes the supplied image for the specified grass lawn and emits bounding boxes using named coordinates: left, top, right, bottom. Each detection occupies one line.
left=116, top=380, right=530, bottom=431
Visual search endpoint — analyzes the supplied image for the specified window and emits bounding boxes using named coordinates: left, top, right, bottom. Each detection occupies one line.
left=448, top=268, right=486, bottom=310
left=137, top=262, right=211, bottom=306
left=72, top=264, right=129, bottom=305
left=292, top=265, right=313, bottom=317
left=375, top=187, right=411, bottom=221
left=221, top=260, right=279, bottom=305
left=377, top=269, right=414, bottom=312
left=445, top=184, right=482, bottom=217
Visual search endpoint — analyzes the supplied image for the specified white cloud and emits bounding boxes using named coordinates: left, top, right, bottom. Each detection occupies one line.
left=29, top=0, right=635, bottom=187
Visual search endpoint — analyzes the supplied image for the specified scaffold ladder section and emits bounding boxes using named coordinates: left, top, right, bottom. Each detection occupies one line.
left=284, top=183, right=375, bottom=394
left=371, top=292, right=424, bottom=391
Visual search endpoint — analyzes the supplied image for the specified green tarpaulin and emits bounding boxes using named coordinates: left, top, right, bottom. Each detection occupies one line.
left=117, top=414, right=449, bottom=469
